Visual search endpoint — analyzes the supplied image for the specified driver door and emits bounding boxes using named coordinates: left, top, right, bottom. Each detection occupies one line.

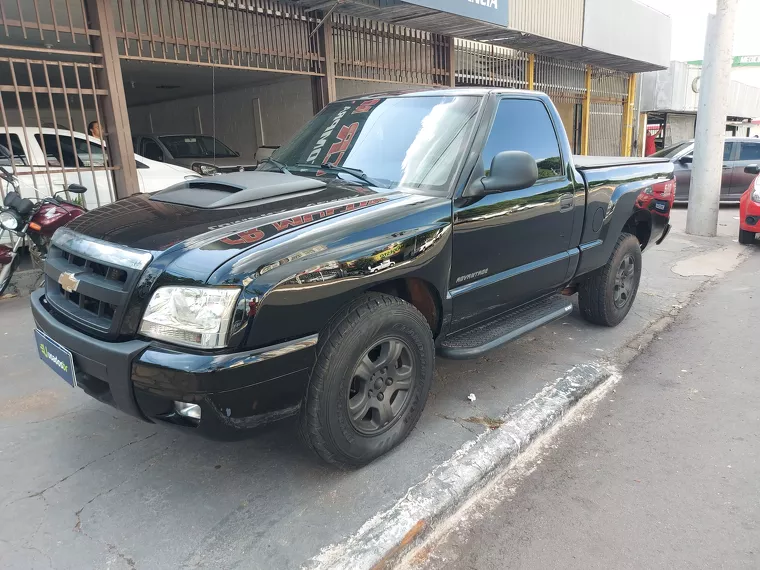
left=450, top=97, right=581, bottom=332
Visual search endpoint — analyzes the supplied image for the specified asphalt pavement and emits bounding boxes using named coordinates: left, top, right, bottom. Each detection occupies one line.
left=403, top=223, right=760, bottom=570
left=0, top=206, right=752, bottom=570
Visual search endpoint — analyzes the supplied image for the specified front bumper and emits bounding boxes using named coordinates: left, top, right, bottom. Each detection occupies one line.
left=740, top=192, right=760, bottom=232
left=31, top=290, right=316, bottom=439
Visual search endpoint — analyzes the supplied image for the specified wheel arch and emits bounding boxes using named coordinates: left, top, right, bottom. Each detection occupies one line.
left=367, top=277, right=443, bottom=339
left=622, top=209, right=653, bottom=250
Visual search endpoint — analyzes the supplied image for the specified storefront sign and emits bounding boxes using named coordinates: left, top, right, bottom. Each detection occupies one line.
left=403, top=0, right=508, bottom=27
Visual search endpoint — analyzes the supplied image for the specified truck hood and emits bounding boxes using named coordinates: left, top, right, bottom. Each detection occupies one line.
left=64, top=174, right=405, bottom=254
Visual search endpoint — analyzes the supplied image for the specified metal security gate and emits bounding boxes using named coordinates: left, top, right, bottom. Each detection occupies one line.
left=0, top=1, right=118, bottom=207
left=454, top=39, right=528, bottom=89
left=534, top=55, right=587, bottom=153
left=332, top=14, right=452, bottom=86
left=589, top=68, right=630, bottom=156
left=113, top=0, right=325, bottom=76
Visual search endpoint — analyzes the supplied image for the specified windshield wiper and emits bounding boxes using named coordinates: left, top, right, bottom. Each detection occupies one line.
left=293, top=162, right=384, bottom=188
left=258, top=157, right=291, bottom=174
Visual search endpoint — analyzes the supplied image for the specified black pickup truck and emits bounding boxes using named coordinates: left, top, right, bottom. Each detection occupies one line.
left=32, top=89, right=674, bottom=466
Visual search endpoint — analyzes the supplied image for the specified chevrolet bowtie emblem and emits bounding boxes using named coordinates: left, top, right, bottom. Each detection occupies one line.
left=58, top=272, right=81, bottom=293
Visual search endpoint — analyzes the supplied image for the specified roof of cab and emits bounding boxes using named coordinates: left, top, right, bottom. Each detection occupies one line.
left=335, top=87, right=548, bottom=102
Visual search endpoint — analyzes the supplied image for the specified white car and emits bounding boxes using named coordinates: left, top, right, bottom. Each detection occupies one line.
left=368, top=259, right=396, bottom=273
left=0, top=127, right=199, bottom=207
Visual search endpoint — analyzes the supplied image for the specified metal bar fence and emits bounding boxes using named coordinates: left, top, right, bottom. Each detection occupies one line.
left=332, top=13, right=450, bottom=86
left=0, top=1, right=118, bottom=206
left=113, top=0, right=324, bottom=76
left=589, top=67, right=629, bottom=156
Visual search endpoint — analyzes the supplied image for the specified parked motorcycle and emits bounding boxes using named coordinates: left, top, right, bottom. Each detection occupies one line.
left=0, top=164, right=88, bottom=296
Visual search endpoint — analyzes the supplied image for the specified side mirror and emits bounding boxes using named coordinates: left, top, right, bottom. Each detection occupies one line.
left=679, top=155, right=693, bottom=164
left=471, top=151, right=538, bottom=196
left=745, top=164, right=760, bottom=175
left=66, top=183, right=88, bottom=194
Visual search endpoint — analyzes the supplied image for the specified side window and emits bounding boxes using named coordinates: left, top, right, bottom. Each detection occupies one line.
left=73, top=138, right=106, bottom=167
left=135, top=159, right=149, bottom=169
left=723, top=142, right=734, bottom=161
left=35, top=134, right=78, bottom=167
left=738, top=142, right=760, bottom=161
left=141, top=139, right=164, bottom=162
left=482, top=99, right=563, bottom=180
left=0, top=134, right=28, bottom=166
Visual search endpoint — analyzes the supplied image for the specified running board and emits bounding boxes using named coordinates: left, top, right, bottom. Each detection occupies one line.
left=439, top=296, right=573, bottom=360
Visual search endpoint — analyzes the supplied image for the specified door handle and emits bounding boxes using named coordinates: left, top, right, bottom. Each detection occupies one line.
left=559, top=193, right=574, bottom=213
left=722, top=165, right=732, bottom=169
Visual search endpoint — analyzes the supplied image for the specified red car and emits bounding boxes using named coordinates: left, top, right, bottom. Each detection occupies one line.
left=739, top=166, right=760, bottom=244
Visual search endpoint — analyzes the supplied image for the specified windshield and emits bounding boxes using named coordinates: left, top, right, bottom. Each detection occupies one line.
left=159, top=135, right=238, bottom=159
left=270, top=95, right=482, bottom=191
left=651, top=141, right=692, bottom=158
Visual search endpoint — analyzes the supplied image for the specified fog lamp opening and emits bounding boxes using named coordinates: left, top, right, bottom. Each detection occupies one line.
left=174, top=401, right=201, bottom=421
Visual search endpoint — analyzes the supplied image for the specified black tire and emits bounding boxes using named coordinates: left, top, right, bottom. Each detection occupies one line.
left=300, top=293, right=434, bottom=468
left=578, top=233, right=642, bottom=327
left=739, top=229, right=756, bottom=245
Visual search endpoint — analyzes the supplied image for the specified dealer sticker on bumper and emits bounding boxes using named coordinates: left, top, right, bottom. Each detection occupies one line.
left=35, top=329, right=77, bottom=387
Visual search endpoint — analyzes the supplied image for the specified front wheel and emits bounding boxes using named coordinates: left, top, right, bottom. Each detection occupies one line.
left=739, top=229, right=756, bottom=245
left=578, top=233, right=642, bottom=327
left=300, top=293, right=434, bottom=468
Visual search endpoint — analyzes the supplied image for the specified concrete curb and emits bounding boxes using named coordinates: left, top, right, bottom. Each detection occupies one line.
left=304, top=360, right=614, bottom=570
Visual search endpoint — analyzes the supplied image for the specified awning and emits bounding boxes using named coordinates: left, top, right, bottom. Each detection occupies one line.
left=290, top=0, right=668, bottom=72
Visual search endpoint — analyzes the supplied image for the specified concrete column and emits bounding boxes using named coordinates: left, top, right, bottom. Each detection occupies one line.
left=686, top=0, right=739, bottom=237
left=86, top=0, right=140, bottom=199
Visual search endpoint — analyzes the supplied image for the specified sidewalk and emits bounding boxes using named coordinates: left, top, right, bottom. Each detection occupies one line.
left=402, top=232, right=760, bottom=570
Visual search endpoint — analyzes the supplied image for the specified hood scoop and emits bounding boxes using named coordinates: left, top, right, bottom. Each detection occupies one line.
left=150, top=171, right=327, bottom=209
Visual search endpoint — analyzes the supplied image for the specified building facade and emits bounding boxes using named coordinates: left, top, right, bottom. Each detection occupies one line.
left=640, top=59, right=760, bottom=152
left=0, top=0, right=670, bottom=205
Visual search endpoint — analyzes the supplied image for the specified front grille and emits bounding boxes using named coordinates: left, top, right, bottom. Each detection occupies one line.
left=44, top=229, right=152, bottom=339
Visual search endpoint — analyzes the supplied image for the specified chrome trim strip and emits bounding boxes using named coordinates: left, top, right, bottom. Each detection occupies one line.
left=52, top=227, right=153, bottom=271
left=138, top=334, right=319, bottom=373
left=579, top=239, right=603, bottom=251
left=450, top=250, right=571, bottom=298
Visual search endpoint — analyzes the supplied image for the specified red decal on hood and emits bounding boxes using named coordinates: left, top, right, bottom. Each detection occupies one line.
left=219, top=197, right=389, bottom=247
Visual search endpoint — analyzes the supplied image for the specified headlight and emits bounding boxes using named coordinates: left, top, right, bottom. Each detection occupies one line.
left=184, top=175, right=202, bottom=181
left=192, top=163, right=218, bottom=176
left=752, top=177, right=760, bottom=202
left=644, top=187, right=653, bottom=195
left=139, top=286, right=241, bottom=349
left=0, top=210, right=19, bottom=231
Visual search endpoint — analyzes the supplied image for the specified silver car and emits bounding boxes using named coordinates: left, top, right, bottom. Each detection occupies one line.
left=653, top=137, right=760, bottom=202
left=132, top=134, right=257, bottom=175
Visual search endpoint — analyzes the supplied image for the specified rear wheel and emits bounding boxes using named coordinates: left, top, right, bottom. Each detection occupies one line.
left=739, top=229, right=756, bottom=245
left=300, top=293, right=433, bottom=468
left=578, top=233, right=642, bottom=327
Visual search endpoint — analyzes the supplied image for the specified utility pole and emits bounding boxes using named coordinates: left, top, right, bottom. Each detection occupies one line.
left=686, top=0, right=738, bottom=236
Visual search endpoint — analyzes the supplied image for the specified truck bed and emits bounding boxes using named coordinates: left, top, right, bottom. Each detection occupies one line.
left=573, top=155, right=670, bottom=170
